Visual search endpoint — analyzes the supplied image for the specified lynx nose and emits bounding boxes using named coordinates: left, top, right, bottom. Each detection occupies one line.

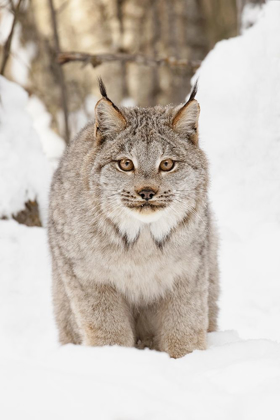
left=138, top=189, right=156, bottom=201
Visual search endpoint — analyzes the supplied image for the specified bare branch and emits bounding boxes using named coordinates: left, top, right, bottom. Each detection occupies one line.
left=0, top=0, right=23, bottom=76
left=48, top=0, right=70, bottom=143
left=57, top=51, right=201, bottom=71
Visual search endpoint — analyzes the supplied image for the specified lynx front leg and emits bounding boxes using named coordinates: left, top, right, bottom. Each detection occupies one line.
left=207, top=273, right=219, bottom=333
left=77, top=283, right=135, bottom=348
left=57, top=258, right=135, bottom=347
left=155, top=278, right=208, bottom=358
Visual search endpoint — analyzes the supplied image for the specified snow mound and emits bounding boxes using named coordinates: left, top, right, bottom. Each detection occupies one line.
left=26, top=95, right=65, bottom=171
left=0, top=76, right=51, bottom=223
left=241, top=2, right=264, bottom=33
left=196, top=1, right=280, bottom=341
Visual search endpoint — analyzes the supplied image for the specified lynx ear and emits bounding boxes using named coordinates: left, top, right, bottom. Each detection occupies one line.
left=94, top=78, right=126, bottom=141
left=172, top=82, right=200, bottom=145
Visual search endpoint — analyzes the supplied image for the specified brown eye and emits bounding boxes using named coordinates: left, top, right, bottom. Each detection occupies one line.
left=159, top=159, right=174, bottom=172
left=119, top=159, right=134, bottom=171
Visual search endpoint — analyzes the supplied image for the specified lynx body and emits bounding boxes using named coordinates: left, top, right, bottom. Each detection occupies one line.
left=48, top=81, right=219, bottom=358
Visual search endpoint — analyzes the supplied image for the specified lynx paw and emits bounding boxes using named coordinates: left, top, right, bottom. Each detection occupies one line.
left=83, top=325, right=135, bottom=348
left=159, top=329, right=207, bottom=359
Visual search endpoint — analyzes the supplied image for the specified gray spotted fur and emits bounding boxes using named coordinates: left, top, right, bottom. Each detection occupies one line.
left=48, top=85, right=219, bottom=358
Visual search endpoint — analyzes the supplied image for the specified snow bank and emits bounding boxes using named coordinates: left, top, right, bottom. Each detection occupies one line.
left=1, top=336, right=279, bottom=420
left=196, top=1, right=280, bottom=341
left=26, top=96, right=65, bottom=171
left=0, top=76, right=51, bottom=224
left=241, top=2, right=264, bottom=33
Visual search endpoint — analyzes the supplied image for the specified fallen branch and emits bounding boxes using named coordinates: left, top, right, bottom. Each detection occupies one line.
left=57, top=52, right=201, bottom=70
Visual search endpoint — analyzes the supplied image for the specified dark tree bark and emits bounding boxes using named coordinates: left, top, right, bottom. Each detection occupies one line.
left=0, top=0, right=23, bottom=75
left=48, top=0, right=70, bottom=143
left=12, top=200, right=42, bottom=227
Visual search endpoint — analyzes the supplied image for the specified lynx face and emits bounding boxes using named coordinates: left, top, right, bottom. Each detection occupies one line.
left=90, top=80, right=208, bottom=236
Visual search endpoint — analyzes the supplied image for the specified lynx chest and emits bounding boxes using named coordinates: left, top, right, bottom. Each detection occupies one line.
left=74, top=226, right=200, bottom=305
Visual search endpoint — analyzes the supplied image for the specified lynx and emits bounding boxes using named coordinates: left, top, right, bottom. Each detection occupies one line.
left=48, top=79, right=219, bottom=358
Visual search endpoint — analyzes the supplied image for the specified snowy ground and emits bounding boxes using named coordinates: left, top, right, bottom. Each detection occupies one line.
left=1, top=2, right=280, bottom=419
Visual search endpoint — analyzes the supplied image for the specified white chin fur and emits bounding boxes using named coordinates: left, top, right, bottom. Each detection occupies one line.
left=126, top=207, right=164, bottom=223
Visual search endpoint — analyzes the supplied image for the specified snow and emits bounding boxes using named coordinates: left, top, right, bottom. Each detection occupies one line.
left=1, top=2, right=280, bottom=419
left=0, top=76, right=51, bottom=225
left=241, top=3, right=264, bottom=33
left=26, top=96, right=65, bottom=171
left=196, top=0, right=280, bottom=342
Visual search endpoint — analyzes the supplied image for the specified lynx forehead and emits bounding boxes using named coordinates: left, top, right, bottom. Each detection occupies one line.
left=48, top=78, right=219, bottom=359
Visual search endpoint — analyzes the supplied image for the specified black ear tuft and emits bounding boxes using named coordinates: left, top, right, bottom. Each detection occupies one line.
left=94, top=79, right=127, bottom=141
left=97, top=77, right=123, bottom=114
left=186, top=80, right=198, bottom=105
left=98, top=77, right=108, bottom=99
left=172, top=79, right=200, bottom=145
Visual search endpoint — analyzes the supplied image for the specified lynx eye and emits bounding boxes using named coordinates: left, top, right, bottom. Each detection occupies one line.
left=159, top=159, right=174, bottom=172
left=118, top=159, right=134, bottom=171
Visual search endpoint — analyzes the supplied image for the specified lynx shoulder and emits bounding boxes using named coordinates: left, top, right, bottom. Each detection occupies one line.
left=48, top=79, right=219, bottom=358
